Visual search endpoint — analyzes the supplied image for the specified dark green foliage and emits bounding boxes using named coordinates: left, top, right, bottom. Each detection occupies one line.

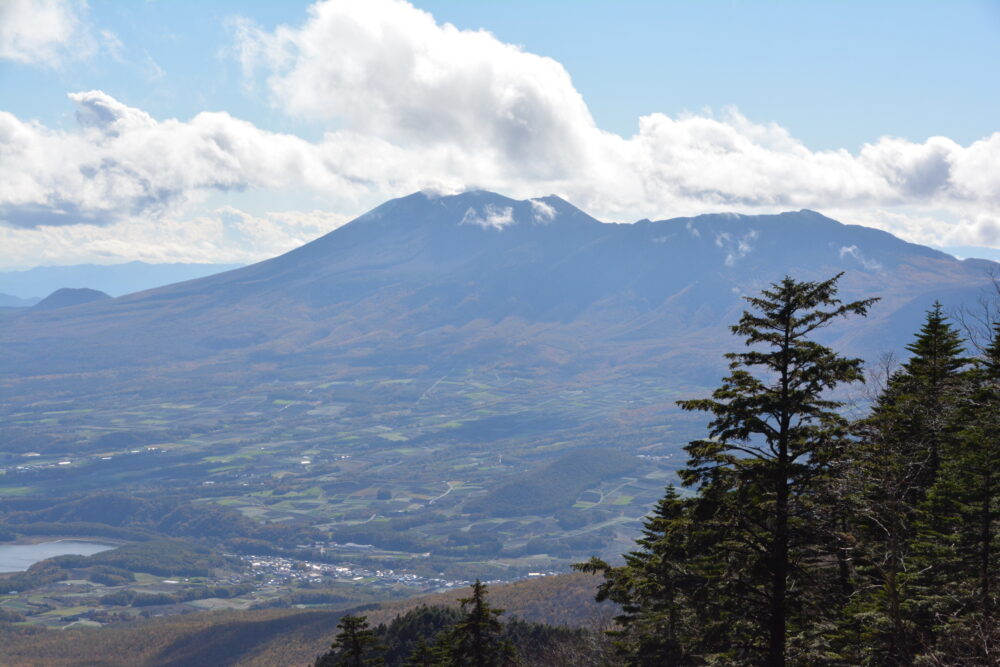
left=895, top=302, right=968, bottom=482
left=332, top=514, right=447, bottom=553
left=2, top=521, right=155, bottom=541
left=583, top=274, right=880, bottom=665
left=99, top=589, right=138, bottom=606
left=675, top=274, right=876, bottom=664
left=576, top=486, right=703, bottom=665
left=554, top=509, right=589, bottom=530
left=465, top=447, right=637, bottom=518
left=906, top=318, right=1000, bottom=661
left=403, top=638, right=445, bottom=667
left=440, top=580, right=517, bottom=666
left=315, top=614, right=385, bottom=667
left=307, top=601, right=598, bottom=667
left=323, top=585, right=539, bottom=667
left=7, top=492, right=172, bottom=526
left=99, top=583, right=256, bottom=607
left=582, top=282, right=1000, bottom=664
left=0, top=539, right=231, bottom=595
left=835, top=304, right=970, bottom=664
left=379, top=605, right=461, bottom=666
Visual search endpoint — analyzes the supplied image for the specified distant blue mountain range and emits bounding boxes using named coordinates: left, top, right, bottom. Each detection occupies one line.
left=0, top=261, right=244, bottom=300
left=938, top=245, right=1000, bottom=263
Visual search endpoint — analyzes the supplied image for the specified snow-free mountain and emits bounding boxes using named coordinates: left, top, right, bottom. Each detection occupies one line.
left=1, top=190, right=996, bottom=399
left=33, top=287, right=111, bottom=310
left=0, top=261, right=245, bottom=301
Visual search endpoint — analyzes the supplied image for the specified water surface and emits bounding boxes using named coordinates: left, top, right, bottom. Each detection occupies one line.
left=0, top=540, right=118, bottom=572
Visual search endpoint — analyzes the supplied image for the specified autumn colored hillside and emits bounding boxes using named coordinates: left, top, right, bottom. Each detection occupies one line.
left=0, top=572, right=608, bottom=666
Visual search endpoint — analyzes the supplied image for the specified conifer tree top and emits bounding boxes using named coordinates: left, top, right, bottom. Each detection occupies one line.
left=901, top=301, right=967, bottom=380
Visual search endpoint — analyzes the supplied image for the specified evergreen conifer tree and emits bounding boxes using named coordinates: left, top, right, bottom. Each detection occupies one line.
left=838, top=370, right=931, bottom=664
left=837, top=305, right=968, bottom=663
left=580, top=274, right=873, bottom=664
left=403, top=637, right=445, bottom=667
left=675, top=273, right=876, bottom=665
left=910, top=320, right=1000, bottom=660
left=575, top=486, right=703, bottom=665
left=896, top=302, right=968, bottom=481
left=442, top=580, right=516, bottom=667
left=315, top=614, right=385, bottom=667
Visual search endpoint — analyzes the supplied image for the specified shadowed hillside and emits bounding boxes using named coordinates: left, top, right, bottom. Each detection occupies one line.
left=0, top=572, right=606, bottom=667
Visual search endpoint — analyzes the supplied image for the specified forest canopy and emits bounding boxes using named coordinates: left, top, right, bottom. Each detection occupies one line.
left=579, top=274, right=1000, bottom=665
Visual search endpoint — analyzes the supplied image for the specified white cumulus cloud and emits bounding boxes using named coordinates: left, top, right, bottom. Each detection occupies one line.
left=0, top=0, right=93, bottom=67
left=230, top=0, right=1000, bottom=235
left=234, top=0, right=599, bottom=180
left=0, top=90, right=376, bottom=227
left=0, top=0, right=998, bottom=268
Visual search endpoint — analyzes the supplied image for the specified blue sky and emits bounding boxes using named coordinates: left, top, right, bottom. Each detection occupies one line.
left=0, top=0, right=998, bottom=268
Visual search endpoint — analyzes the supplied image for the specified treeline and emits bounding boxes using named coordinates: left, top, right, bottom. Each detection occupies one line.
left=314, top=582, right=607, bottom=667
left=579, top=274, right=1000, bottom=664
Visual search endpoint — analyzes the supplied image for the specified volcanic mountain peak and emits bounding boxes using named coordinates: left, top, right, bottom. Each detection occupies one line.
left=2, top=190, right=997, bottom=386
left=347, top=189, right=599, bottom=232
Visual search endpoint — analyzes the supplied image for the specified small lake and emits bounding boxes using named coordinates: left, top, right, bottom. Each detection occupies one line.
left=0, top=540, right=119, bottom=572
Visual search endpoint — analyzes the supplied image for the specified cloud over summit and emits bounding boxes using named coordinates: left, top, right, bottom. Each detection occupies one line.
left=0, top=0, right=998, bottom=265
left=235, top=0, right=597, bottom=178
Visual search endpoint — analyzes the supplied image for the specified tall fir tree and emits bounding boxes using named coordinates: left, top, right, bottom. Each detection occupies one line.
left=579, top=288, right=1000, bottom=665
left=575, top=486, right=706, bottom=665
left=895, top=302, right=968, bottom=482
left=910, top=320, right=1000, bottom=661
left=836, top=304, right=969, bottom=664
left=672, top=273, right=877, bottom=665
left=837, top=370, right=932, bottom=664
left=442, top=580, right=516, bottom=667
left=315, top=614, right=385, bottom=667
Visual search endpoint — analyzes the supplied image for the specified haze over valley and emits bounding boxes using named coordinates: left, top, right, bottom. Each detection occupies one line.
left=1, top=1, right=999, bottom=664
left=2, top=190, right=998, bottom=632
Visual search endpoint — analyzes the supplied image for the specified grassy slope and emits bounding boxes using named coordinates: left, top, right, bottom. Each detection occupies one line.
left=0, top=572, right=609, bottom=666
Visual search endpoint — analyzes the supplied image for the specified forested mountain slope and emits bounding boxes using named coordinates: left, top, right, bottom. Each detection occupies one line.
left=2, top=190, right=994, bottom=399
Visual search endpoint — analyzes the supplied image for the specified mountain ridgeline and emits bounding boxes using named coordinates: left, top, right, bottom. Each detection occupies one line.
left=2, top=192, right=999, bottom=658
left=0, top=261, right=245, bottom=300
left=1, top=190, right=995, bottom=395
